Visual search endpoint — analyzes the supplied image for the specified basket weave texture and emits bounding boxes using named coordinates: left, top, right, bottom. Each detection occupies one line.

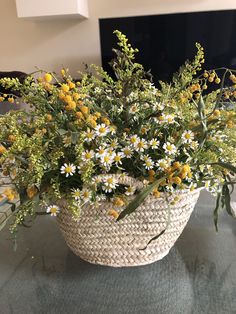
left=57, top=174, right=201, bottom=267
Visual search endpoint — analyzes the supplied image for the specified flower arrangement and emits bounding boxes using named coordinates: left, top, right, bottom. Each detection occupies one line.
left=0, top=30, right=235, bottom=237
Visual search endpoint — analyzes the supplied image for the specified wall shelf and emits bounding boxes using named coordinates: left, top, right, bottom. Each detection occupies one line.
left=15, top=0, right=89, bottom=19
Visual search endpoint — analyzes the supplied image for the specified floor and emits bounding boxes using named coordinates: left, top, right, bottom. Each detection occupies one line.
left=0, top=190, right=236, bottom=314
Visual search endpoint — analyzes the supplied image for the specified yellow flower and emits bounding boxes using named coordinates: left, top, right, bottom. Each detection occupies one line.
left=229, top=74, right=236, bottom=83
left=8, top=134, right=16, bottom=142
left=0, top=96, right=5, bottom=102
left=182, top=164, right=191, bottom=173
left=65, top=101, right=76, bottom=111
left=60, top=69, right=66, bottom=76
left=226, top=120, right=234, bottom=128
left=80, top=106, right=89, bottom=115
left=152, top=187, right=161, bottom=198
left=213, top=110, right=221, bottom=117
left=44, top=73, right=52, bottom=83
left=68, top=81, right=75, bottom=89
left=141, top=127, right=147, bottom=134
left=75, top=111, right=84, bottom=119
left=172, top=176, right=182, bottom=185
left=73, top=93, right=80, bottom=100
left=94, top=112, right=101, bottom=118
left=58, top=91, right=65, bottom=100
left=64, top=95, right=72, bottom=103
left=108, top=209, right=119, bottom=219
left=27, top=185, right=38, bottom=199
left=0, top=145, right=6, bottom=154
left=44, top=83, right=53, bottom=91
left=46, top=114, right=53, bottom=121
left=113, top=197, right=125, bottom=207
left=61, top=84, right=70, bottom=93
left=172, top=161, right=181, bottom=170
left=148, top=170, right=155, bottom=177
left=8, top=97, right=14, bottom=103
left=158, top=115, right=165, bottom=122
left=148, top=176, right=155, bottom=182
left=101, top=117, right=110, bottom=126
left=3, top=188, right=17, bottom=201
left=86, top=116, right=97, bottom=128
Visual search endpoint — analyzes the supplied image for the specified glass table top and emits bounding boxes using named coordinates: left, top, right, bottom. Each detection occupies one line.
left=0, top=190, right=236, bottom=314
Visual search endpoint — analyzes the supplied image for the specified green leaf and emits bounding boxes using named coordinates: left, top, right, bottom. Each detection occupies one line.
left=213, top=193, right=221, bottom=232
left=226, top=175, right=235, bottom=195
left=117, top=175, right=167, bottom=221
left=212, top=162, right=236, bottom=174
left=222, top=184, right=233, bottom=216
left=57, top=129, right=67, bottom=136
left=140, top=194, right=171, bottom=250
left=71, top=132, right=79, bottom=144
left=140, top=229, right=166, bottom=250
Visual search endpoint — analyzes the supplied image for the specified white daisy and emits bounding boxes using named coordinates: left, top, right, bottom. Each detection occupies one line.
left=110, top=126, right=117, bottom=135
left=156, top=158, right=171, bottom=171
left=60, top=163, right=76, bottom=177
left=182, top=130, right=194, bottom=144
left=129, top=104, right=139, bottom=114
left=96, top=146, right=107, bottom=158
left=102, top=176, right=118, bottom=193
left=71, top=188, right=81, bottom=201
left=190, top=140, right=199, bottom=150
left=100, top=153, right=115, bottom=168
left=143, top=157, right=154, bottom=170
left=84, top=128, right=96, bottom=143
left=163, top=142, right=177, bottom=155
left=165, top=114, right=175, bottom=124
left=156, top=114, right=166, bottom=124
left=135, top=139, right=148, bottom=152
left=81, top=150, right=95, bottom=162
left=113, top=152, right=123, bottom=165
left=122, top=146, right=133, bottom=158
left=80, top=188, right=92, bottom=203
left=125, top=186, right=136, bottom=196
left=95, top=124, right=110, bottom=137
left=46, top=205, right=60, bottom=217
left=129, top=135, right=140, bottom=147
left=149, top=138, right=160, bottom=149
left=91, top=176, right=102, bottom=186
left=154, top=102, right=164, bottom=111
left=110, top=139, right=119, bottom=149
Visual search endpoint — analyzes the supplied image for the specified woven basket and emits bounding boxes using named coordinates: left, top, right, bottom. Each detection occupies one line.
left=57, top=174, right=201, bottom=267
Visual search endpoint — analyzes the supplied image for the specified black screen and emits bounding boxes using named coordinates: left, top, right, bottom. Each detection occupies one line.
left=99, top=10, right=236, bottom=84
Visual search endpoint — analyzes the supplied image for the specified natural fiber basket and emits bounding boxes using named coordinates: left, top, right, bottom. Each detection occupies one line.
left=57, top=174, right=201, bottom=267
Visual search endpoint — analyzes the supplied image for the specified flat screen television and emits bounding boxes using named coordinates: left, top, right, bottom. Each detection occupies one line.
left=99, top=10, right=236, bottom=85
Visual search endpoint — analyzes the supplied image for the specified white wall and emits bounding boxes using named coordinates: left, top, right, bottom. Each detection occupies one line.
left=1, top=0, right=236, bottom=77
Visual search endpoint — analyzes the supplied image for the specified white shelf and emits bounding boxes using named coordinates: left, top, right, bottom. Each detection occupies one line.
left=15, top=0, right=89, bottom=19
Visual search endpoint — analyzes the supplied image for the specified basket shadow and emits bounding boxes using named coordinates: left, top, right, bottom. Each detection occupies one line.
left=54, top=246, right=194, bottom=314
